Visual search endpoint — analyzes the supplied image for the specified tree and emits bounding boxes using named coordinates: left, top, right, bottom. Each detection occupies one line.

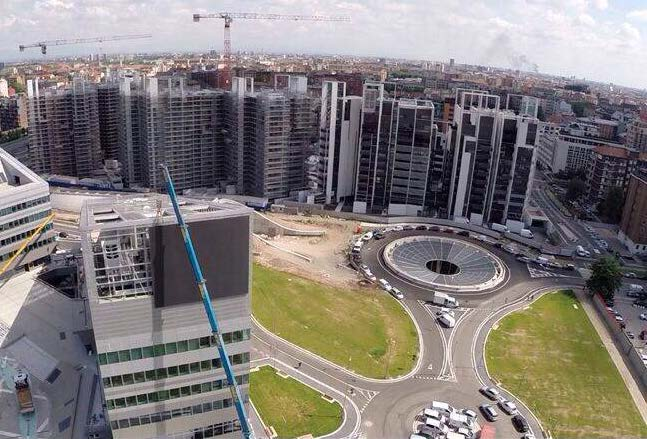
left=565, top=178, right=587, bottom=201
left=586, top=256, right=623, bottom=300
left=597, top=186, right=625, bottom=224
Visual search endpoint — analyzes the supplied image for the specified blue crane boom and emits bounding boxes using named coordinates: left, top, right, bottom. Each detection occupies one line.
left=161, top=165, right=253, bottom=438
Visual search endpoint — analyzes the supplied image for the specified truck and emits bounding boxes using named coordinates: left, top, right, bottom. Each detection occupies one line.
left=432, top=292, right=459, bottom=308
left=519, top=229, right=534, bottom=239
left=491, top=223, right=508, bottom=233
left=14, top=372, right=35, bottom=414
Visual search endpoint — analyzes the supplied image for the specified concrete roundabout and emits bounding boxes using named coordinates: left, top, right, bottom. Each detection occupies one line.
left=249, top=223, right=586, bottom=439
left=383, top=236, right=506, bottom=293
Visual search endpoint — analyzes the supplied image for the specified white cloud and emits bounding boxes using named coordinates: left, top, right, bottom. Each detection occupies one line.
left=627, top=9, right=647, bottom=21
left=591, top=0, right=608, bottom=11
left=577, top=13, right=595, bottom=26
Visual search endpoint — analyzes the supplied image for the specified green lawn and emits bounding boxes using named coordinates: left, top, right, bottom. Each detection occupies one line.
left=252, top=263, right=419, bottom=379
left=486, top=290, right=647, bottom=438
left=250, top=365, right=342, bottom=438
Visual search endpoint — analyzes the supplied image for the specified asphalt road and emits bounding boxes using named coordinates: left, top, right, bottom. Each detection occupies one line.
left=251, top=227, right=586, bottom=439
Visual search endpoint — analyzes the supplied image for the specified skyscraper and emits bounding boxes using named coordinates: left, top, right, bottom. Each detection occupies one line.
left=312, top=80, right=361, bottom=205
left=448, top=91, right=539, bottom=224
left=27, top=78, right=102, bottom=178
left=98, top=82, right=121, bottom=161
left=82, top=195, right=252, bottom=439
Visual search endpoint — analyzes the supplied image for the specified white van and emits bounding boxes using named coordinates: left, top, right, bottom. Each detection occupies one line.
left=491, top=223, right=508, bottom=233
left=378, top=279, right=392, bottom=292
left=520, top=229, right=534, bottom=239
left=430, top=401, right=451, bottom=413
left=575, top=245, right=590, bottom=257
left=424, top=418, right=449, bottom=434
left=438, top=313, right=456, bottom=328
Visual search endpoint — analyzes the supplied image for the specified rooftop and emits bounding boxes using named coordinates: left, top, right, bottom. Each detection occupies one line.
left=0, top=147, right=46, bottom=193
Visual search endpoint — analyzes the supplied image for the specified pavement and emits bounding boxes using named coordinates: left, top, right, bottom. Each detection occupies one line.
left=251, top=227, right=591, bottom=439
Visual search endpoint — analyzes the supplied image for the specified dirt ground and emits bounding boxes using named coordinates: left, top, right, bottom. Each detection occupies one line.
left=253, top=212, right=366, bottom=289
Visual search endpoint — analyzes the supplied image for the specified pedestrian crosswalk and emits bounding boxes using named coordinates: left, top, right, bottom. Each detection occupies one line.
left=527, top=265, right=569, bottom=278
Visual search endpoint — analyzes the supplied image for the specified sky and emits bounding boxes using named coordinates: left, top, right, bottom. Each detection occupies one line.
left=2, top=0, right=647, bottom=89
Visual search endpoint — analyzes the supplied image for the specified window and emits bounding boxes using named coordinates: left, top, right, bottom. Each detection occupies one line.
left=179, top=364, right=190, bottom=375
left=199, top=337, right=210, bottom=348
left=142, top=346, right=154, bottom=358
left=188, top=339, right=200, bottom=350
left=126, top=396, right=137, bottom=407
left=165, top=342, right=177, bottom=354
left=118, top=350, right=131, bottom=362
left=180, top=386, right=191, bottom=396
left=112, top=376, right=123, bottom=387
left=145, top=370, right=156, bottom=381
left=115, top=398, right=126, bottom=409
left=200, top=360, right=211, bottom=371
left=177, top=340, right=188, bottom=352
left=167, top=366, right=179, bottom=377
left=98, top=354, right=108, bottom=365
left=107, top=352, right=119, bottom=364
left=102, top=377, right=111, bottom=388
left=122, top=374, right=134, bottom=386
left=137, top=394, right=148, bottom=405
left=153, top=344, right=165, bottom=356
left=130, top=348, right=143, bottom=360
left=190, top=362, right=200, bottom=373
left=157, top=368, right=167, bottom=379
left=134, top=372, right=145, bottom=384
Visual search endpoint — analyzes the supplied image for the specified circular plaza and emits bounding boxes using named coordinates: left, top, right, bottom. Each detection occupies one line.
left=382, top=236, right=506, bottom=292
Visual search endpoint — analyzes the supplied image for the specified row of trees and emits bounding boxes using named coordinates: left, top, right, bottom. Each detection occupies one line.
left=563, top=176, right=624, bottom=224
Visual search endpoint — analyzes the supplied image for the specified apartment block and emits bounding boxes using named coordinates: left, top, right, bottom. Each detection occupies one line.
left=312, top=81, right=361, bottom=205
left=626, top=112, right=647, bottom=153
left=27, top=78, right=102, bottom=178
left=119, top=76, right=226, bottom=192
left=0, top=96, right=27, bottom=132
left=536, top=130, right=622, bottom=174
left=224, top=76, right=314, bottom=200
left=619, top=171, right=647, bottom=254
left=587, top=145, right=640, bottom=203
left=81, top=195, right=252, bottom=439
left=98, top=82, right=121, bottom=161
left=0, top=148, right=55, bottom=273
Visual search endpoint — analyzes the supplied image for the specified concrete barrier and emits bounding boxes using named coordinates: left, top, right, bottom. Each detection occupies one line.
left=252, top=211, right=325, bottom=237
left=592, top=294, right=647, bottom=398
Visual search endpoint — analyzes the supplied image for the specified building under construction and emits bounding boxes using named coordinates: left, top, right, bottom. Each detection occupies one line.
left=27, top=78, right=103, bottom=178
left=81, top=194, right=252, bottom=438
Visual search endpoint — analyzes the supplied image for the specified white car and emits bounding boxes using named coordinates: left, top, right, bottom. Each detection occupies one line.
left=461, top=408, right=478, bottom=420
left=378, top=278, right=392, bottom=292
left=391, top=287, right=404, bottom=300
left=498, top=399, right=518, bottom=415
left=640, top=313, right=647, bottom=321
left=615, top=315, right=624, bottom=322
left=479, top=386, right=500, bottom=401
left=392, top=225, right=404, bottom=232
left=362, top=231, right=374, bottom=241
left=363, top=269, right=376, bottom=282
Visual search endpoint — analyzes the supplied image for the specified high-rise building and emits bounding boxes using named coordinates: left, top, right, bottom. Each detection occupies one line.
left=0, top=97, right=19, bottom=132
left=312, top=81, right=361, bottom=205
left=0, top=148, right=55, bottom=272
left=98, top=82, right=121, bottom=161
left=626, top=111, right=647, bottom=153
left=27, top=78, right=102, bottom=178
left=535, top=130, right=621, bottom=174
left=448, top=91, right=539, bottom=224
left=119, top=76, right=226, bottom=192
left=81, top=195, right=252, bottom=439
left=224, top=76, right=314, bottom=199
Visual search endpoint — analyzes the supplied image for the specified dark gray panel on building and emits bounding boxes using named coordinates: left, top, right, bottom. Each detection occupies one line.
left=151, top=216, right=249, bottom=307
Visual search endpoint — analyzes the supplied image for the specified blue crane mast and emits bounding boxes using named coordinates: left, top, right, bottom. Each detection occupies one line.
left=161, top=165, right=253, bottom=439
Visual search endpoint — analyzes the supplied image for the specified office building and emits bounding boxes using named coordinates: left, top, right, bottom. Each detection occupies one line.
left=0, top=148, right=55, bottom=273
left=224, top=76, right=314, bottom=199
left=536, top=130, right=622, bottom=174
left=449, top=91, right=539, bottom=224
left=618, top=171, right=647, bottom=254
left=81, top=195, right=252, bottom=439
left=27, top=78, right=102, bottom=178
left=311, top=81, right=361, bottom=205
left=626, top=112, right=647, bottom=153
left=587, top=145, right=639, bottom=203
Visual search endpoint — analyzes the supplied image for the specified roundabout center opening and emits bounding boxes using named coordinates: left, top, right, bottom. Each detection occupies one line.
left=382, top=236, right=506, bottom=293
left=426, top=259, right=461, bottom=276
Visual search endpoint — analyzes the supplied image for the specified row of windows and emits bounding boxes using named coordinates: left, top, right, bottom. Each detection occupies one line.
left=102, top=352, right=250, bottom=388
left=106, top=374, right=249, bottom=410
left=109, top=397, right=240, bottom=431
left=0, top=223, right=53, bottom=248
left=0, top=209, right=51, bottom=233
left=0, top=236, right=54, bottom=262
left=98, top=330, right=251, bottom=365
left=0, top=196, right=50, bottom=218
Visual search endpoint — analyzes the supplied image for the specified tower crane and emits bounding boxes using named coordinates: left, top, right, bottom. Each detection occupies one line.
left=160, top=165, right=253, bottom=439
left=192, top=12, right=350, bottom=88
left=18, top=34, right=152, bottom=55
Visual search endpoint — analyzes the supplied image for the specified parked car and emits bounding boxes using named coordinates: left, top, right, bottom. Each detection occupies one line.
left=624, top=272, right=637, bottom=278
left=403, top=225, right=414, bottom=231
left=362, top=231, right=373, bottom=241
left=430, top=226, right=441, bottom=232
left=615, top=315, right=624, bottom=322
left=640, top=313, right=647, bottom=321
left=416, top=225, right=428, bottom=230
left=378, top=279, right=392, bottom=292
left=479, top=386, right=500, bottom=401
left=392, top=225, right=404, bottom=232
left=498, top=399, right=518, bottom=415
left=363, top=269, right=376, bottom=282
left=479, top=404, right=498, bottom=422
left=374, top=231, right=385, bottom=240
left=512, top=415, right=530, bottom=433
left=457, top=230, right=470, bottom=237
left=443, top=228, right=455, bottom=234
left=391, top=287, right=404, bottom=300
left=626, top=331, right=635, bottom=339
left=521, top=434, right=536, bottom=439
left=461, top=408, right=478, bottom=420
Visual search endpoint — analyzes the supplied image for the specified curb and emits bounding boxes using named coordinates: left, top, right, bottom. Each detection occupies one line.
left=251, top=313, right=422, bottom=384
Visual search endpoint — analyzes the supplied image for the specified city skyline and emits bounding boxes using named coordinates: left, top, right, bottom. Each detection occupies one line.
left=2, top=0, right=647, bottom=90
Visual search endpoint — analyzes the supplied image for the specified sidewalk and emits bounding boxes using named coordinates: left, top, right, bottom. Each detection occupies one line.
left=575, top=288, right=647, bottom=423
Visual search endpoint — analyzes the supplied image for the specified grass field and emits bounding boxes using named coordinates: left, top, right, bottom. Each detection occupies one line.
left=486, top=290, right=647, bottom=438
left=250, top=365, right=342, bottom=438
left=252, top=263, right=419, bottom=379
